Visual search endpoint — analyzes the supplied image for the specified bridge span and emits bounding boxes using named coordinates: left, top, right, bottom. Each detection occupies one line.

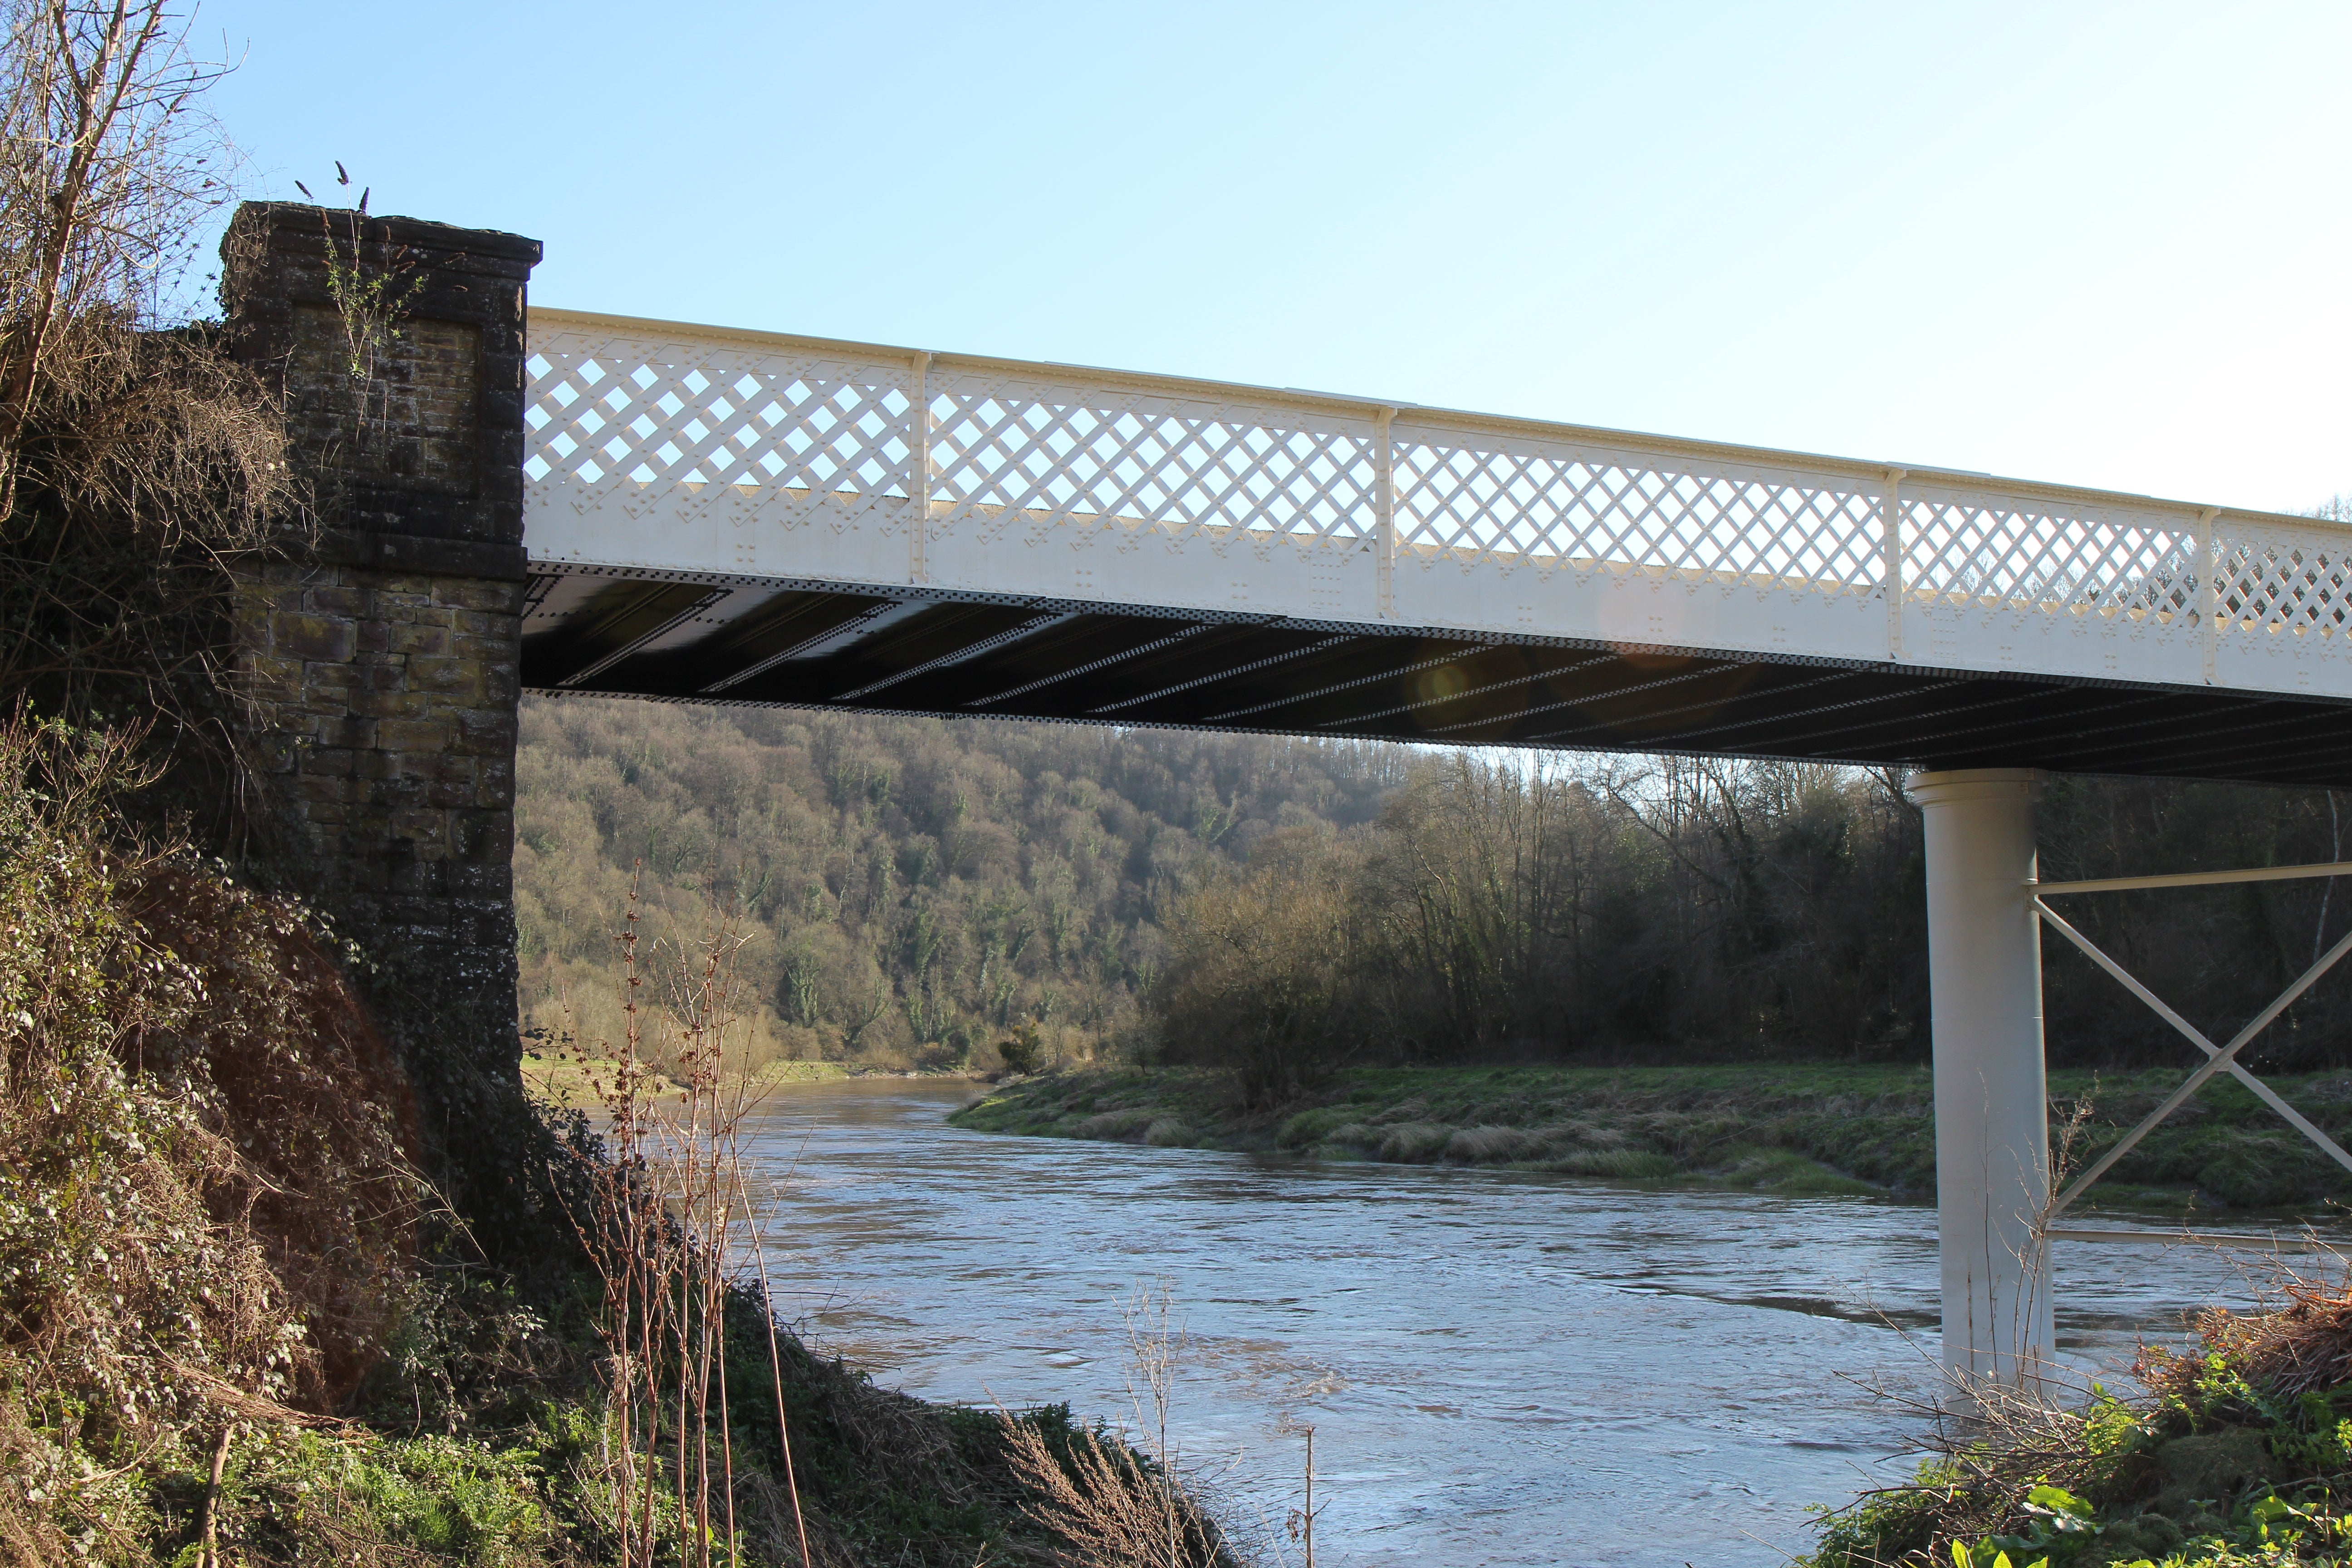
left=516, top=305, right=2352, bottom=1401
left=519, top=308, right=2352, bottom=785
left=206, top=201, right=2350, bottom=1406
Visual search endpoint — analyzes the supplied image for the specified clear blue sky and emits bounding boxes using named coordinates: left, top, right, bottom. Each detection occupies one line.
left=194, top=2, right=2347, bottom=514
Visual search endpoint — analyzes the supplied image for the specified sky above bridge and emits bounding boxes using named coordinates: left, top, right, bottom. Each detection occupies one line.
left=196, top=1, right=2347, bottom=517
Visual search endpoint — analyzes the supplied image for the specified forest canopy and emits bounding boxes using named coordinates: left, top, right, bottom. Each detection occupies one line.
left=514, top=697, right=1406, bottom=1071
left=516, top=697, right=2352, bottom=1088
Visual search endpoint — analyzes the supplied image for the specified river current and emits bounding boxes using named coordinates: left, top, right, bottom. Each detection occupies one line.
left=740, top=1079, right=2294, bottom=1568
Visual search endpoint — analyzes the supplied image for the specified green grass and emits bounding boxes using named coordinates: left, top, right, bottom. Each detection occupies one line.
left=523, top=1054, right=872, bottom=1107
left=951, top=1062, right=2352, bottom=1212
left=753, top=1058, right=857, bottom=1084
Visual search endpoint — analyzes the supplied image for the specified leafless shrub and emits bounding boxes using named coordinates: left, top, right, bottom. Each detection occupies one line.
left=0, top=0, right=227, bottom=442
left=0, top=1, right=297, bottom=720
left=555, top=872, right=813, bottom=1567
left=996, top=1283, right=1242, bottom=1568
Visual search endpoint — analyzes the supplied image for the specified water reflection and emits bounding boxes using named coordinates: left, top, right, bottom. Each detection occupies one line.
left=740, top=1080, right=2290, bottom=1568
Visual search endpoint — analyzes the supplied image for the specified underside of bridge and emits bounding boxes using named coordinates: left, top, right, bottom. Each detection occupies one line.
left=522, top=572, right=2352, bottom=788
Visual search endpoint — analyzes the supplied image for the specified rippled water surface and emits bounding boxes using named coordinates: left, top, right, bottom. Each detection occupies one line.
left=741, top=1080, right=2288, bottom=1568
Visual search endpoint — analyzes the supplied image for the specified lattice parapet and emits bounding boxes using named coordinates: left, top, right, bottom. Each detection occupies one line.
left=521, top=309, right=2352, bottom=694
left=1390, top=427, right=1886, bottom=587
left=525, top=327, right=918, bottom=526
left=926, top=366, right=1380, bottom=545
left=1898, top=486, right=2200, bottom=617
left=2220, top=520, right=2352, bottom=639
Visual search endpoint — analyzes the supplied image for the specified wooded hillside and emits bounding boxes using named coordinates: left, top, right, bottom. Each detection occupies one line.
left=514, top=697, right=1408, bottom=1069
left=519, top=698, right=2352, bottom=1080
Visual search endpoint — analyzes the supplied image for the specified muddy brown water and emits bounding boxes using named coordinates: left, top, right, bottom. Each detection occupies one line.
left=739, top=1078, right=2299, bottom=1567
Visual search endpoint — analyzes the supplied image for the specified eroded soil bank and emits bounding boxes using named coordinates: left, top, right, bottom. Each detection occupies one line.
left=951, top=1063, right=2352, bottom=1210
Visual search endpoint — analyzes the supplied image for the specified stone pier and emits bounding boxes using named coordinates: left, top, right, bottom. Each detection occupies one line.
left=221, top=202, right=544, bottom=1233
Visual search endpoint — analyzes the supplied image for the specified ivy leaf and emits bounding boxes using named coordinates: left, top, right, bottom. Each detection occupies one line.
left=2024, top=1483, right=2092, bottom=1520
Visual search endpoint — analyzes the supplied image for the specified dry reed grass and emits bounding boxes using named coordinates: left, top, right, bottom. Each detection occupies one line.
left=1374, top=1122, right=1453, bottom=1161
left=2154, top=1261, right=2352, bottom=1404
left=1443, top=1125, right=1530, bottom=1161
left=997, top=1421, right=1231, bottom=1568
left=1074, top=1109, right=1156, bottom=1140
left=551, top=869, right=816, bottom=1568
left=995, top=1283, right=1243, bottom=1568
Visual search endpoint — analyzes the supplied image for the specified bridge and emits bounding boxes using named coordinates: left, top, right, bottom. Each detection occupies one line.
left=510, top=308, right=2352, bottom=1400
left=517, top=309, right=2352, bottom=784
left=213, top=203, right=2352, bottom=1407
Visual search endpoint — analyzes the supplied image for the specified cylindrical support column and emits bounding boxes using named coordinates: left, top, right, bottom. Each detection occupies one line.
left=1907, top=768, right=2052, bottom=1395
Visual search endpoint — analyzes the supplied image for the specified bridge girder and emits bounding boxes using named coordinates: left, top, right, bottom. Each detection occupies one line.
left=519, top=309, right=2352, bottom=785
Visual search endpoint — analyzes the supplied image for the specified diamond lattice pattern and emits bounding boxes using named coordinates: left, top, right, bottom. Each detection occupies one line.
left=524, top=338, right=914, bottom=515
left=925, top=372, right=1378, bottom=543
left=1901, top=497, right=2197, bottom=615
left=2220, top=524, right=2352, bottom=637
left=1393, top=438, right=1884, bottom=583
left=521, top=322, right=2352, bottom=645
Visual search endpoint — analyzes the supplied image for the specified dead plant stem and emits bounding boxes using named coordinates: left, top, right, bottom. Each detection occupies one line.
left=195, top=1418, right=233, bottom=1568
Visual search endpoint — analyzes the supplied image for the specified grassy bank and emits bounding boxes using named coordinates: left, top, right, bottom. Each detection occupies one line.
left=521, top=1051, right=858, bottom=1108
left=951, top=1063, right=2352, bottom=1211
left=1805, top=1278, right=2352, bottom=1566
left=0, top=718, right=1240, bottom=1567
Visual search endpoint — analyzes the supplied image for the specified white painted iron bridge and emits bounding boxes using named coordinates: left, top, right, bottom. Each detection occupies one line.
left=519, top=308, right=2352, bottom=1399
left=521, top=308, right=2352, bottom=784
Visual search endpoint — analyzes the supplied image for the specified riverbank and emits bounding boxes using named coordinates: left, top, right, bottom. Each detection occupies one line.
left=950, top=1063, right=2352, bottom=1210
left=520, top=1053, right=988, bottom=1109
left=1805, top=1274, right=2352, bottom=1567
left=521, top=1051, right=859, bottom=1107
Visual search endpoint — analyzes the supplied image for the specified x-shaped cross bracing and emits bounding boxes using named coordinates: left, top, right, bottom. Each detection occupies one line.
left=2034, top=859, right=2352, bottom=1220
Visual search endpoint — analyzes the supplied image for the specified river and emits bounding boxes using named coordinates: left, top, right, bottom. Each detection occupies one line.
left=740, top=1078, right=2296, bottom=1568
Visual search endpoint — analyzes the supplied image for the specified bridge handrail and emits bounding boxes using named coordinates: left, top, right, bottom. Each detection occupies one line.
left=522, top=307, right=2351, bottom=645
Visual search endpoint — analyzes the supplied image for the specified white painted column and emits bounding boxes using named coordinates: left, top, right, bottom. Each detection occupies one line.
left=1907, top=767, right=2052, bottom=1395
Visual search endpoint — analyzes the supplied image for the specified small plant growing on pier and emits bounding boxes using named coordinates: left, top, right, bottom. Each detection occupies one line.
left=293, top=164, right=424, bottom=408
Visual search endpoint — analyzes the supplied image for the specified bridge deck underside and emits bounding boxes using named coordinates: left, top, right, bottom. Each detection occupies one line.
left=521, top=573, right=2352, bottom=786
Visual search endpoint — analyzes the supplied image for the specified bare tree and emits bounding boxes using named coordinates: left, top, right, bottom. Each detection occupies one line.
left=0, top=0, right=293, bottom=707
